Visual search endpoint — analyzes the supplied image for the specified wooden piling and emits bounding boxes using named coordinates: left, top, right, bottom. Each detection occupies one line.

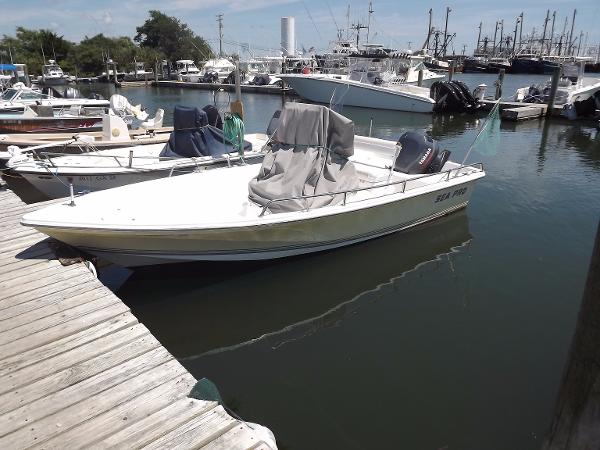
left=546, top=65, right=562, bottom=117
left=495, top=69, right=505, bottom=100
left=230, top=61, right=244, bottom=120
left=417, top=69, right=424, bottom=87
left=448, top=61, right=454, bottom=81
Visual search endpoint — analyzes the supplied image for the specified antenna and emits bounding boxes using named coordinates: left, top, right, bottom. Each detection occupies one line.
left=216, top=14, right=224, bottom=57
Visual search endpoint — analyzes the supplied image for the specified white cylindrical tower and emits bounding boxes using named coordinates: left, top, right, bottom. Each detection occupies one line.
left=281, top=17, right=295, bottom=56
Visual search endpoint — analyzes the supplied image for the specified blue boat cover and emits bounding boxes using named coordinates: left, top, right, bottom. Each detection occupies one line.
left=0, top=64, right=17, bottom=71
left=160, top=106, right=251, bottom=158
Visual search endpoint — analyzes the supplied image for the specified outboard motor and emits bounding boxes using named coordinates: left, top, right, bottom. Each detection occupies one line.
left=393, top=131, right=450, bottom=174
left=202, top=71, right=219, bottom=83
left=62, top=86, right=84, bottom=99
left=431, top=81, right=479, bottom=113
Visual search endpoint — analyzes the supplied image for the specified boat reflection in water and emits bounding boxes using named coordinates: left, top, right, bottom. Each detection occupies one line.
left=115, top=210, right=472, bottom=359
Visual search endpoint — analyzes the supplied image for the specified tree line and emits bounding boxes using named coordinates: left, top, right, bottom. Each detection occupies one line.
left=0, top=11, right=214, bottom=76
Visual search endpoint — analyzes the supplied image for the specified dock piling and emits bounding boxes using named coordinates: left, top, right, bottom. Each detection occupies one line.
left=495, top=69, right=505, bottom=100
left=448, top=61, right=454, bottom=81
left=547, top=65, right=562, bottom=116
left=417, top=69, right=424, bottom=87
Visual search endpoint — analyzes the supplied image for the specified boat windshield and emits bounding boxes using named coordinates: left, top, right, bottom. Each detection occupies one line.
left=19, top=91, right=44, bottom=100
left=1, top=89, right=17, bottom=100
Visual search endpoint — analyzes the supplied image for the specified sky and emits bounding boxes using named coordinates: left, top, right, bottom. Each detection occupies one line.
left=1, top=0, right=599, bottom=57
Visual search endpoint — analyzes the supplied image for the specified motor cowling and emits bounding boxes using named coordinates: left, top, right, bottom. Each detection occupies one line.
left=393, top=131, right=450, bottom=174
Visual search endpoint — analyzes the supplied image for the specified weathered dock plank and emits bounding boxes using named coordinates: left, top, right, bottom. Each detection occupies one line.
left=0, top=185, right=276, bottom=449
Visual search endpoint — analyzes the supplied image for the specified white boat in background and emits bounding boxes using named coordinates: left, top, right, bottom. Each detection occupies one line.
left=202, top=58, right=235, bottom=82
left=175, top=60, right=202, bottom=82
left=279, top=70, right=435, bottom=113
left=37, top=60, right=69, bottom=86
left=514, top=62, right=600, bottom=117
left=22, top=103, right=485, bottom=267
left=9, top=106, right=266, bottom=198
left=0, top=83, right=109, bottom=114
left=125, top=62, right=154, bottom=81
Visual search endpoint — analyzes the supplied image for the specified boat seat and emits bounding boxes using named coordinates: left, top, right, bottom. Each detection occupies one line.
left=140, top=108, right=164, bottom=130
left=29, top=105, right=54, bottom=117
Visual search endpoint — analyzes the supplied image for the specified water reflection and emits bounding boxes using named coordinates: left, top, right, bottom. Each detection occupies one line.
left=117, top=211, right=471, bottom=359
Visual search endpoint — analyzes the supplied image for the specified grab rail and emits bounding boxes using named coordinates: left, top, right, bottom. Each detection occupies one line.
left=258, top=162, right=483, bottom=216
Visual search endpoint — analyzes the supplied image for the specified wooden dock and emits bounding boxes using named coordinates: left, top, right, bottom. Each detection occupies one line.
left=0, top=183, right=276, bottom=449
left=479, top=99, right=563, bottom=120
left=154, top=80, right=293, bottom=95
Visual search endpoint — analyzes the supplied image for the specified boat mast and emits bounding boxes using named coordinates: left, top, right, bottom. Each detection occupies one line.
left=476, top=22, right=482, bottom=54
left=366, top=2, right=374, bottom=45
left=498, top=19, right=504, bottom=54
left=442, top=7, right=451, bottom=57
left=422, top=9, right=433, bottom=52
left=518, top=12, right=524, bottom=53
left=512, top=16, right=519, bottom=56
left=541, top=10, right=549, bottom=57
left=549, top=11, right=556, bottom=56
left=217, top=13, right=224, bottom=57
left=568, top=9, right=576, bottom=55
left=492, top=20, right=499, bottom=56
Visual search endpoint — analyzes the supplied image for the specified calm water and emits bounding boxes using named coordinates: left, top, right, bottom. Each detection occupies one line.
left=28, top=74, right=600, bottom=448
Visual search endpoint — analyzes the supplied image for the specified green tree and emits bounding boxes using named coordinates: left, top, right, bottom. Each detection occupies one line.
left=1, top=27, right=74, bottom=74
left=134, top=10, right=213, bottom=64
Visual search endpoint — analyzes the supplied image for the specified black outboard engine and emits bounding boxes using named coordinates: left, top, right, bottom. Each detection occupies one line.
left=431, top=80, right=479, bottom=113
left=393, top=131, right=451, bottom=174
left=62, top=86, right=84, bottom=99
left=202, top=71, right=219, bottom=83
left=251, top=74, right=270, bottom=86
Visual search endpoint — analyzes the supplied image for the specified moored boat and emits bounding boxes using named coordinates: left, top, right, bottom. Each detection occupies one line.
left=21, top=103, right=485, bottom=266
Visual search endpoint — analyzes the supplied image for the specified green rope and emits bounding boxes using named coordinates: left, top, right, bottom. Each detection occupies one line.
left=223, top=113, right=245, bottom=156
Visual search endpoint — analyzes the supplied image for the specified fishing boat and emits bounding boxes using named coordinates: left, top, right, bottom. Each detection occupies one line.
left=514, top=63, right=600, bottom=116
left=279, top=70, right=435, bottom=112
left=21, top=103, right=485, bottom=266
left=0, top=83, right=109, bottom=114
left=9, top=106, right=265, bottom=198
left=37, top=60, right=69, bottom=86
left=175, top=60, right=202, bottom=82
left=201, top=58, right=235, bottom=83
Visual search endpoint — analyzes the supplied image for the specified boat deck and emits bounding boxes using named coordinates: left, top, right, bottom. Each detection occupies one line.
left=0, top=182, right=275, bottom=449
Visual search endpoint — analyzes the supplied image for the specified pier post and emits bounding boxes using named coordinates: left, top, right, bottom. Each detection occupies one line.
left=542, top=219, right=600, bottom=449
left=417, top=69, right=424, bottom=87
left=230, top=61, right=244, bottom=120
left=547, top=65, right=561, bottom=117
left=448, top=61, right=454, bottom=81
left=494, top=69, right=505, bottom=99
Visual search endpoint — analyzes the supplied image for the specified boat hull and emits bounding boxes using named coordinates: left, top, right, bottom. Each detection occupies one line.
left=280, top=76, right=435, bottom=113
left=0, top=117, right=102, bottom=133
left=30, top=177, right=480, bottom=266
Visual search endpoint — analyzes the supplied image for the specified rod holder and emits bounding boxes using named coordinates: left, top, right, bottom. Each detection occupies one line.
left=369, top=117, right=373, bottom=137
left=68, top=183, right=75, bottom=206
left=128, top=149, right=134, bottom=168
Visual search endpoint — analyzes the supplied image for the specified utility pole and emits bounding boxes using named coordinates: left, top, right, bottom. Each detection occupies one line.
left=216, top=14, right=224, bottom=57
left=366, top=2, right=374, bottom=45
left=443, top=7, right=451, bottom=57
left=476, top=22, right=482, bottom=54
left=568, top=9, right=576, bottom=55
